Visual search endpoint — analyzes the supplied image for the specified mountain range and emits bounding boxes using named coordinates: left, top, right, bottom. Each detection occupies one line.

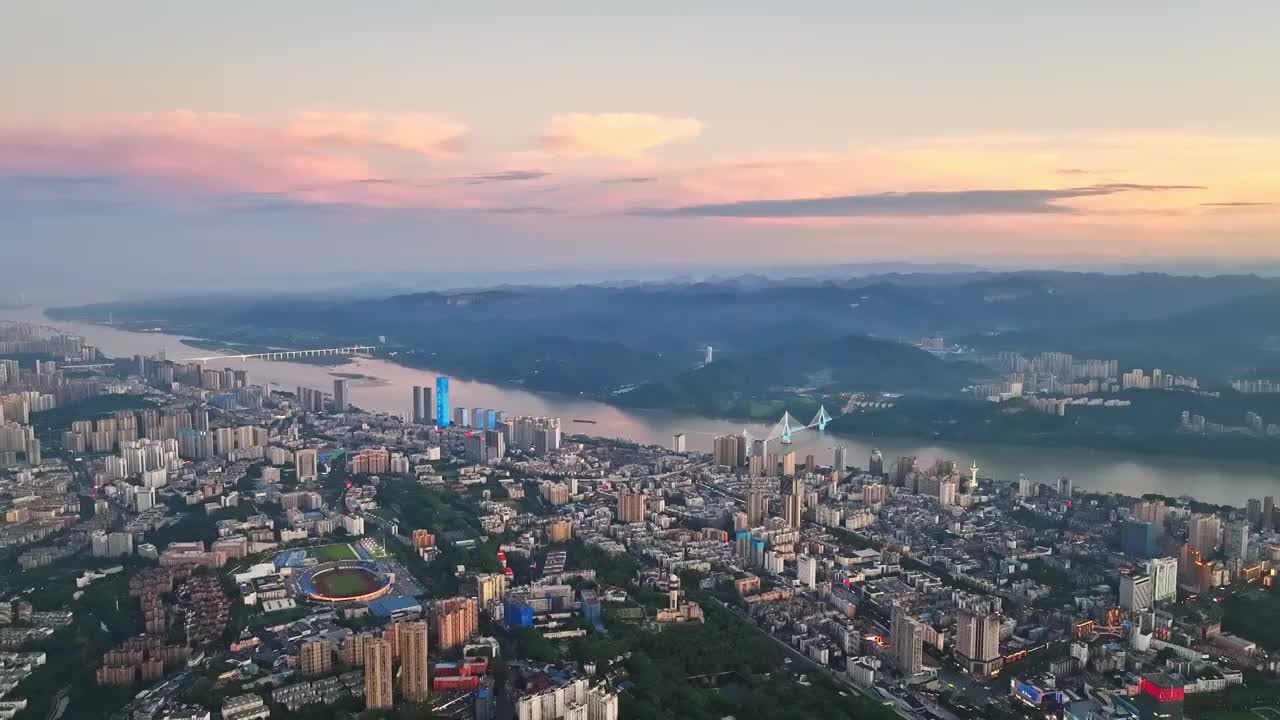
left=49, top=271, right=1280, bottom=412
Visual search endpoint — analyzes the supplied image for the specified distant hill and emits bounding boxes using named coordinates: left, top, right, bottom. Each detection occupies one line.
left=49, top=271, right=1280, bottom=400
left=616, top=335, right=984, bottom=417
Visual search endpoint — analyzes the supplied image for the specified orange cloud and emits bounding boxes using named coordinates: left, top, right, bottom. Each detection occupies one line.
left=540, top=112, right=703, bottom=157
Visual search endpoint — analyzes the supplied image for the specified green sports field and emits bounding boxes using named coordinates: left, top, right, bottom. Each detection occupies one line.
left=306, top=543, right=357, bottom=562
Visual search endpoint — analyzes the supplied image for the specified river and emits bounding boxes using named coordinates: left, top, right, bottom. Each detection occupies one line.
left=5, top=307, right=1279, bottom=506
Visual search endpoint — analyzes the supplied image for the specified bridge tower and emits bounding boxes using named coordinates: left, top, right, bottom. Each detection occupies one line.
left=774, top=412, right=801, bottom=444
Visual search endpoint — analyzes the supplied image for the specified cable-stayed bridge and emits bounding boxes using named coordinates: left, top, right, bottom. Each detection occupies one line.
left=769, top=405, right=833, bottom=443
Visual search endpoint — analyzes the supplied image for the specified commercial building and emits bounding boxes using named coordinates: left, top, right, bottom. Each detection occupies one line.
left=1149, top=557, right=1178, bottom=603
left=436, top=377, right=450, bottom=429
left=1120, top=574, right=1153, bottom=613
left=332, top=378, right=349, bottom=412
left=954, top=608, right=1002, bottom=677
left=1136, top=673, right=1184, bottom=720
left=1122, top=520, right=1159, bottom=559
left=294, top=449, right=318, bottom=483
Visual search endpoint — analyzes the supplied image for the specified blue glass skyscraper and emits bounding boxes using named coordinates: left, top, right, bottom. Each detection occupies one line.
left=435, top=376, right=450, bottom=428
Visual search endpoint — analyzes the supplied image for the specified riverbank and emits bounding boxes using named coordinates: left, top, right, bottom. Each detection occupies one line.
left=11, top=307, right=1280, bottom=505
left=169, top=324, right=1280, bottom=466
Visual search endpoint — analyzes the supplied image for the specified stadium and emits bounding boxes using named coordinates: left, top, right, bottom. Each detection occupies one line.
left=297, top=560, right=393, bottom=603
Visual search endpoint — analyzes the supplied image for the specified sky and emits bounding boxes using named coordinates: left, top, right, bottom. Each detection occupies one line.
left=2, top=2, right=1279, bottom=298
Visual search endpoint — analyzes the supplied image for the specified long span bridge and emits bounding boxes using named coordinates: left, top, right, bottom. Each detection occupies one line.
left=177, top=345, right=376, bottom=364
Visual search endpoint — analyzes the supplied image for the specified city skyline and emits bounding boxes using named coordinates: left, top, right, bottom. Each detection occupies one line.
left=4, top=3, right=1280, bottom=296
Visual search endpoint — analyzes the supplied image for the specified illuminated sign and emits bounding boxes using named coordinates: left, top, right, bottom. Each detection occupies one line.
left=1140, top=678, right=1184, bottom=703
left=1015, top=682, right=1042, bottom=704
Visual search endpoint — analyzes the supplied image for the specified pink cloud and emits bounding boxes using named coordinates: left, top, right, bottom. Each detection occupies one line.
left=286, top=111, right=468, bottom=156
left=0, top=110, right=467, bottom=199
left=540, top=112, right=703, bottom=157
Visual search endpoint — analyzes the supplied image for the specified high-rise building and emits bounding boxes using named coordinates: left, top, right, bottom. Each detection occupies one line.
left=746, top=479, right=769, bottom=526
left=340, top=632, right=370, bottom=667
left=548, top=518, right=573, bottom=544
left=780, top=450, right=796, bottom=477
left=435, top=377, right=450, bottom=429
left=1224, top=522, right=1249, bottom=560
left=796, top=554, right=817, bottom=589
left=508, top=416, right=562, bottom=454
left=350, top=447, right=391, bottom=475
left=1057, top=475, right=1072, bottom=498
left=954, top=608, right=1002, bottom=677
left=782, top=477, right=804, bottom=529
left=867, top=448, right=882, bottom=476
left=832, top=446, right=847, bottom=474
left=399, top=621, right=430, bottom=703
left=412, top=385, right=423, bottom=423
left=713, top=435, right=740, bottom=468
left=863, top=483, right=888, bottom=506
left=300, top=639, right=332, bottom=676
left=332, top=378, right=349, bottom=412
left=464, top=432, right=488, bottom=463
left=1120, top=573, right=1153, bottom=613
left=363, top=637, right=394, bottom=710
left=1122, top=519, right=1159, bottom=559
left=587, top=685, right=620, bottom=720
left=938, top=480, right=957, bottom=507
left=891, top=605, right=923, bottom=675
left=671, top=433, right=686, bottom=453
left=893, top=456, right=915, bottom=487
left=1264, top=496, right=1276, bottom=532
left=484, top=429, right=506, bottom=462
left=1149, top=557, right=1178, bottom=603
left=433, top=597, right=479, bottom=650
left=476, top=573, right=509, bottom=608
left=735, top=432, right=749, bottom=466
left=617, top=488, right=646, bottom=524
left=1134, top=499, right=1167, bottom=534
left=1188, top=514, right=1221, bottom=555
left=454, top=407, right=471, bottom=428
left=294, top=448, right=318, bottom=483
left=1017, top=474, right=1033, bottom=498
left=1247, top=498, right=1263, bottom=529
